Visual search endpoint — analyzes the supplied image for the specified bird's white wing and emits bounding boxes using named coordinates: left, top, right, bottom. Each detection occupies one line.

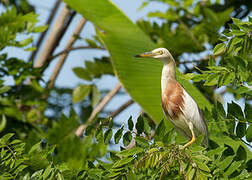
left=181, top=88, right=208, bottom=138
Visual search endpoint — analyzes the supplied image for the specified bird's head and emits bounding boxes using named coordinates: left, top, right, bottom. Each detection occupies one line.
left=135, top=48, right=174, bottom=63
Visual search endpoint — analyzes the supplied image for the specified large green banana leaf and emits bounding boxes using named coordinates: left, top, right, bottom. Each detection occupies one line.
left=64, top=0, right=212, bottom=122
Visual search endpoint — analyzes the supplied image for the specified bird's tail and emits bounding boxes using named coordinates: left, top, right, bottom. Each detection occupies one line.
left=202, top=135, right=209, bottom=148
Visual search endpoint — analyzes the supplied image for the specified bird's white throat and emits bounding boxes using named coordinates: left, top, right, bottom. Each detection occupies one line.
left=161, top=61, right=176, bottom=93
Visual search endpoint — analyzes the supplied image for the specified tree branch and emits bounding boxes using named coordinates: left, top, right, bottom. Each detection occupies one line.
left=108, top=99, right=134, bottom=118
left=75, top=83, right=122, bottom=137
left=34, top=4, right=71, bottom=68
left=48, top=46, right=105, bottom=60
left=47, top=18, right=87, bottom=89
left=28, top=0, right=61, bottom=62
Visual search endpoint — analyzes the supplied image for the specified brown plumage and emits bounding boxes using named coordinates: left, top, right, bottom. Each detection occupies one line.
left=161, top=80, right=185, bottom=119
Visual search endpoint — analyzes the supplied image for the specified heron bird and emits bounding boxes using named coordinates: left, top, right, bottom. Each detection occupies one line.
left=135, top=48, right=208, bottom=148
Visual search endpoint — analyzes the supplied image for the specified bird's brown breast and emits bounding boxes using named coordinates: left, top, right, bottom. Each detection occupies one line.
left=161, top=80, right=185, bottom=119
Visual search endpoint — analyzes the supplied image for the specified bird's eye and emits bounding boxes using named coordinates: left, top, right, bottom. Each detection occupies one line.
left=158, top=51, right=163, bottom=54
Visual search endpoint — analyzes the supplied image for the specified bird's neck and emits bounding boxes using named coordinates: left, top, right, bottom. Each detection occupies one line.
left=161, top=60, right=176, bottom=93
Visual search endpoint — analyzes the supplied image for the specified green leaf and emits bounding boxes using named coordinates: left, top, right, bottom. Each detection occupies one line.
left=216, top=101, right=226, bottom=118
left=194, top=154, right=212, bottom=162
left=85, top=125, right=95, bottom=136
left=85, top=38, right=99, bottom=48
left=114, top=126, right=124, bottom=144
left=72, top=67, right=92, bottom=81
left=0, top=115, right=7, bottom=132
left=218, top=36, right=228, bottom=42
left=191, top=74, right=209, bottom=82
left=208, top=56, right=216, bottom=66
left=0, top=86, right=11, bottom=93
left=222, top=29, right=232, bottom=37
left=231, top=37, right=243, bottom=46
left=246, top=125, right=252, bottom=142
left=112, top=157, right=134, bottom=168
left=227, top=37, right=243, bottom=53
left=143, top=116, right=151, bottom=137
left=221, top=72, right=235, bottom=86
left=24, top=47, right=36, bottom=51
left=17, top=37, right=33, bottom=47
left=236, top=122, right=246, bottom=138
left=244, top=103, right=252, bottom=123
left=186, top=165, right=195, bottom=180
left=108, top=119, right=113, bottom=129
left=213, top=43, right=225, bottom=55
left=137, top=2, right=148, bottom=11
left=135, top=136, right=149, bottom=148
left=196, top=161, right=211, bottom=172
left=228, top=101, right=244, bottom=120
left=136, top=116, right=144, bottom=134
left=123, top=131, right=132, bottom=146
left=116, top=147, right=144, bottom=157
left=224, top=160, right=243, bottom=176
left=104, top=128, right=112, bottom=144
left=128, top=116, right=134, bottom=131
left=235, top=169, right=250, bottom=179
left=231, top=30, right=246, bottom=36
left=42, top=165, right=53, bottom=179
left=28, top=141, right=41, bottom=154
left=72, top=84, right=91, bottom=103
left=0, top=133, right=15, bottom=144
left=154, top=119, right=166, bottom=141
left=217, top=155, right=234, bottom=170
left=56, top=172, right=64, bottom=180
left=91, top=85, right=100, bottom=107
left=236, top=145, right=247, bottom=162
left=32, top=25, right=48, bottom=33
left=63, top=0, right=212, bottom=124
left=204, top=74, right=219, bottom=86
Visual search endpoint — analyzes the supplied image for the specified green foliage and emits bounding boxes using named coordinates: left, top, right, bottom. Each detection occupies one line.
left=0, top=0, right=251, bottom=179
left=0, top=54, right=42, bottom=84
left=182, top=18, right=251, bottom=97
left=72, top=56, right=114, bottom=82
left=0, top=7, right=47, bottom=50
left=1, top=111, right=252, bottom=179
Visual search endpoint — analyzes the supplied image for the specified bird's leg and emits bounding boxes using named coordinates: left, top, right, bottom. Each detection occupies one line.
left=183, top=122, right=196, bottom=149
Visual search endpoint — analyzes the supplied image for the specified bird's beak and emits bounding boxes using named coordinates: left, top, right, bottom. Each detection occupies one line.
left=135, top=51, right=154, bottom=58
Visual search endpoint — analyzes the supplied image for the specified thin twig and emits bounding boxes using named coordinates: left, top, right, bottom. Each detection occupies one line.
left=75, top=83, right=122, bottom=137
left=47, top=18, right=87, bottom=89
left=28, top=0, right=61, bottom=62
left=34, top=4, right=71, bottom=68
left=108, top=99, right=134, bottom=118
left=48, top=46, right=105, bottom=60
